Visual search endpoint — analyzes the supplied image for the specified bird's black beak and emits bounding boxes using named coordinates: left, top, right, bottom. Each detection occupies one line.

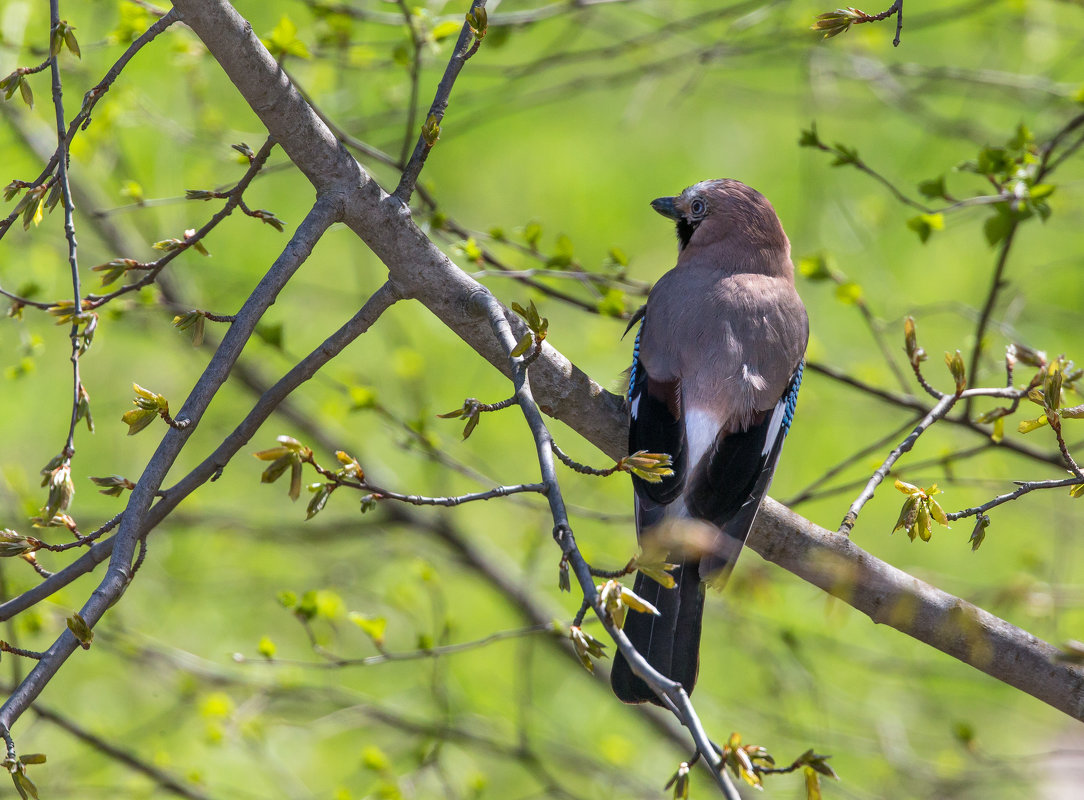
left=650, top=196, right=681, bottom=221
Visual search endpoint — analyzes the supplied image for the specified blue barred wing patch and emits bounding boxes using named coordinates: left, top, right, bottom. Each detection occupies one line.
left=781, top=360, right=803, bottom=437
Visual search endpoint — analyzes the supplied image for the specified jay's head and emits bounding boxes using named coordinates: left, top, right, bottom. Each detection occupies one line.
left=651, top=179, right=788, bottom=259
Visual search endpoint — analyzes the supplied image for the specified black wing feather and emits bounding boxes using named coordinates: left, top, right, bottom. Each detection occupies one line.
left=627, top=343, right=687, bottom=506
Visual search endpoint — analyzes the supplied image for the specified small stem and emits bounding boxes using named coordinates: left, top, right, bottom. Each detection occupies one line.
left=839, top=393, right=957, bottom=535
left=551, top=442, right=620, bottom=476
left=394, top=1, right=488, bottom=202
left=965, top=224, right=1019, bottom=419
left=946, top=476, right=1084, bottom=521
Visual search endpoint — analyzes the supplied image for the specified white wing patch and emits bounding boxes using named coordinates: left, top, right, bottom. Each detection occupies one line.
left=685, top=408, right=719, bottom=474
left=630, top=395, right=641, bottom=420
left=762, top=400, right=787, bottom=456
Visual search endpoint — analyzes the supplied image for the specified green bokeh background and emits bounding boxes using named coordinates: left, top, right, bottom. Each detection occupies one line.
left=1, top=1, right=1083, bottom=797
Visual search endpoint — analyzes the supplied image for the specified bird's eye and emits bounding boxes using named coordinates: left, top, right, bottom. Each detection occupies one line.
left=689, top=198, right=706, bottom=217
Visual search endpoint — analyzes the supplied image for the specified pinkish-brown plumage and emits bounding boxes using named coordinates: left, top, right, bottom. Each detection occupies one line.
left=611, top=179, right=808, bottom=705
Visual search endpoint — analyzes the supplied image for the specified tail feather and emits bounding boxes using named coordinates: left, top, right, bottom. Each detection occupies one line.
left=610, top=562, right=705, bottom=705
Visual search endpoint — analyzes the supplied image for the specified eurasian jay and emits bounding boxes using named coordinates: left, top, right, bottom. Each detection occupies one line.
left=610, top=179, right=808, bottom=705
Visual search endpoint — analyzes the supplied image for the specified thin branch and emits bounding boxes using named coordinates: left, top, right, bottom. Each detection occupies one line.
left=803, top=132, right=931, bottom=212
left=787, top=441, right=1003, bottom=507
left=84, top=137, right=277, bottom=309
left=0, top=10, right=178, bottom=242
left=872, top=1, right=904, bottom=47
left=26, top=699, right=219, bottom=800
left=395, top=0, right=424, bottom=167
left=471, top=289, right=741, bottom=799
left=964, top=224, right=1019, bottom=418
left=781, top=414, right=923, bottom=507
left=0, top=196, right=341, bottom=738
left=838, top=384, right=1034, bottom=535
left=946, top=476, right=1084, bottom=522
left=46, top=3, right=83, bottom=463
left=840, top=394, right=958, bottom=535
left=237, top=624, right=552, bottom=668
left=394, top=0, right=488, bottom=202
left=806, top=361, right=1067, bottom=469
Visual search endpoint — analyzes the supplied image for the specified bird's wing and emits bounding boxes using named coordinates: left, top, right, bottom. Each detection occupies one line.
left=613, top=315, right=702, bottom=703
left=627, top=316, right=687, bottom=508
left=694, top=360, right=804, bottom=581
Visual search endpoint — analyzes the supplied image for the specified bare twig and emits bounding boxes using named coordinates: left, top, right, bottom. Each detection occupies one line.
left=237, top=624, right=553, bottom=668
left=395, top=0, right=424, bottom=167
left=965, top=225, right=1019, bottom=418
left=26, top=699, right=219, bottom=800
left=838, top=385, right=1030, bottom=534
left=394, top=0, right=488, bottom=201
left=0, top=196, right=341, bottom=740
left=807, top=361, right=1067, bottom=469
left=946, top=476, right=1084, bottom=522
left=0, top=10, right=178, bottom=241
left=471, top=289, right=741, bottom=799
left=84, top=137, right=276, bottom=309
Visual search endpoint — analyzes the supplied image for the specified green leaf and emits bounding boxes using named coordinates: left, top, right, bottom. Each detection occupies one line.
left=260, top=454, right=295, bottom=484
left=917, top=176, right=947, bottom=199
left=797, top=124, right=821, bottom=148
left=893, top=495, right=919, bottom=534
left=830, top=143, right=859, bottom=166
left=13, top=769, right=38, bottom=800
left=945, top=349, right=967, bottom=394
left=66, top=612, right=94, bottom=646
left=455, top=236, right=481, bottom=262
left=596, top=288, right=626, bottom=317
left=798, top=254, right=833, bottom=281
left=970, top=515, right=989, bottom=550
left=1029, top=183, right=1055, bottom=201
left=18, top=76, right=33, bottom=108
left=349, top=612, right=387, bottom=645
left=1017, top=415, right=1048, bottom=434
left=263, top=15, right=312, bottom=59
left=257, top=636, right=276, bottom=658
left=421, top=113, right=441, bottom=146
left=834, top=281, right=862, bottom=305
left=430, top=20, right=462, bottom=41
left=906, top=213, right=944, bottom=244
left=983, top=209, right=1014, bottom=247
left=362, top=745, right=391, bottom=771
left=306, top=484, right=333, bottom=519
left=122, top=407, right=158, bottom=436
left=64, top=27, right=81, bottom=58
left=509, top=331, right=534, bottom=357
left=289, top=459, right=302, bottom=501
left=522, top=221, right=543, bottom=249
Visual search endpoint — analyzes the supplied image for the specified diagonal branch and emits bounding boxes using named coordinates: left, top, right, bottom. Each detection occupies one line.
left=395, top=0, right=488, bottom=202
left=471, top=289, right=741, bottom=799
left=0, top=196, right=339, bottom=737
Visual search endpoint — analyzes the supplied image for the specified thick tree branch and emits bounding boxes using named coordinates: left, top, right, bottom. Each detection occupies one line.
left=750, top=498, right=1084, bottom=720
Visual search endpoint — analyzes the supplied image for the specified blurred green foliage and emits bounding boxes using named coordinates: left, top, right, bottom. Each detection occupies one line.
left=1, top=1, right=1084, bottom=798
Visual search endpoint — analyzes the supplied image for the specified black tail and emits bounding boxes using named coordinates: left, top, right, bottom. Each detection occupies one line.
left=609, top=561, right=705, bottom=705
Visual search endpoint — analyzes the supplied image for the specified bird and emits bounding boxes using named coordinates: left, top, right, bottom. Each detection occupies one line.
left=609, top=179, right=808, bottom=706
